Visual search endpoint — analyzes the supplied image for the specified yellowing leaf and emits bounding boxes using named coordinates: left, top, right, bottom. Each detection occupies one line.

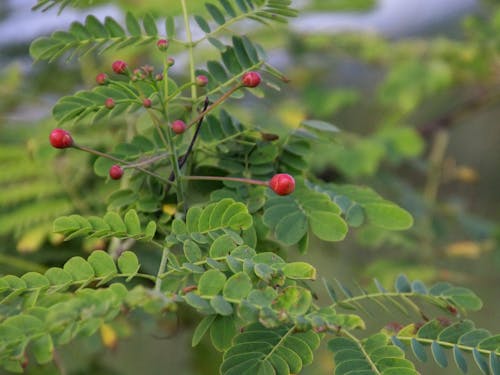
left=163, top=204, right=177, bottom=216
left=100, top=323, right=118, bottom=349
left=445, top=241, right=481, bottom=259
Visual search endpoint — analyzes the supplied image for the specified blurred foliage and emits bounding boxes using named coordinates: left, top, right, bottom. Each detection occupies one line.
left=0, top=0, right=499, bottom=374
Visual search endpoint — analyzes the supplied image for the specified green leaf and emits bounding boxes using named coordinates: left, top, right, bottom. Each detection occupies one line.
left=87, top=250, right=117, bottom=278
left=309, top=211, right=347, bottom=242
left=183, top=240, right=202, bottom=263
left=273, top=286, right=312, bottom=315
left=143, top=14, right=158, bottom=36
left=117, top=251, right=140, bottom=275
left=125, top=11, right=141, bottom=36
left=31, top=334, right=54, bottom=364
left=198, top=270, right=227, bottom=297
left=301, top=119, right=340, bottom=133
left=223, top=272, right=252, bottom=301
left=211, top=315, right=236, bottom=351
left=209, top=234, right=239, bottom=257
left=63, top=256, right=95, bottom=282
left=431, top=341, right=448, bottom=368
left=192, top=315, right=216, bottom=347
left=124, top=210, right=141, bottom=236
left=282, top=262, right=316, bottom=280
left=210, top=295, right=234, bottom=316
left=194, top=15, right=211, bottom=33
left=364, top=203, right=413, bottom=230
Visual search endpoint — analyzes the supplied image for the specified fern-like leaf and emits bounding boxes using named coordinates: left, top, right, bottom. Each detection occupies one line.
left=53, top=209, right=157, bottom=241
left=329, top=332, right=419, bottom=375
left=220, top=323, right=320, bottom=375
left=30, top=12, right=159, bottom=62
left=394, top=319, right=500, bottom=375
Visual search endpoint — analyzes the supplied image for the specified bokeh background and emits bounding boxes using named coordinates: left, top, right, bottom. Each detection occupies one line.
left=0, top=0, right=499, bottom=374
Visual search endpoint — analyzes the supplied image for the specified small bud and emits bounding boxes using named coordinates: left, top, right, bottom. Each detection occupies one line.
left=157, top=38, right=169, bottom=52
left=49, top=128, right=73, bottom=149
left=171, top=120, right=186, bottom=135
left=167, top=57, right=175, bottom=67
left=195, top=75, right=209, bottom=87
left=95, top=72, right=108, bottom=85
left=143, top=98, right=152, bottom=108
left=112, top=60, right=128, bottom=74
left=109, top=165, right=124, bottom=180
left=242, top=71, right=261, bottom=88
left=155, top=73, right=164, bottom=81
left=105, top=98, right=115, bottom=109
left=141, top=65, right=154, bottom=75
left=269, top=173, right=295, bottom=196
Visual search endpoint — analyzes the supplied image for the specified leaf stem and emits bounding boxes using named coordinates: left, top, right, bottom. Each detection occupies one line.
left=180, top=0, right=197, bottom=102
left=182, top=175, right=269, bottom=187
left=155, top=247, right=170, bottom=292
left=73, top=144, right=171, bottom=184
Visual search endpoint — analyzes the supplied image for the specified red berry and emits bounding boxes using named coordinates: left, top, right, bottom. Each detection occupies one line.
left=143, top=98, right=152, bottom=108
left=242, top=71, right=261, bottom=88
left=95, top=73, right=108, bottom=85
left=105, top=98, right=115, bottom=109
left=109, top=165, right=124, bottom=180
left=195, top=75, right=209, bottom=87
left=269, top=173, right=295, bottom=196
left=112, top=60, right=127, bottom=74
left=49, top=128, right=73, bottom=149
left=157, top=38, right=169, bottom=52
left=171, top=120, right=186, bottom=134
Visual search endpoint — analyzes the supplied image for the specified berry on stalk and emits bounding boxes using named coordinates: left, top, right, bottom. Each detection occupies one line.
left=171, top=120, right=186, bottom=134
left=269, top=173, right=295, bottom=196
left=157, top=39, right=169, bottom=52
left=95, top=73, right=108, bottom=85
left=195, top=75, right=209, bottom=87
left=242, top=71, right=261, bottom=88
left=109, top=165, right=124, bottom=180
left=143, top=98, right=152, bottom=108
left=49, top=128, right=73, bottom=149
left=105, top=98, right=115, bottom=109
left=112, top=60, right=127, bottom=74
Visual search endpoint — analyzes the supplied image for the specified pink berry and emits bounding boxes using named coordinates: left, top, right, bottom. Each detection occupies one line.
left=143, top=98, right=152, bottom=108
left=95, top=73, right=108, bottom=85
left=242, top=71, right=261, bottom=88
left=157, top=39, right=169, bottom=52
left=112, top=60, right=127, bottom=74
left=109, top=165, right=124, bottom=180
left=49, top=128, right=73, bottom=149
left=269, top=173, right=295, bottom=196
left=105, top=98, right=115, bottom=109
left=171, top=120, right=186, bottom=135
left=195, top=75, right=209, bottom=87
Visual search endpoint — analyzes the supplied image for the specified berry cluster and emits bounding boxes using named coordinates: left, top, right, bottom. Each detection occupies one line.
left=49, top=51, right=294, bottom=196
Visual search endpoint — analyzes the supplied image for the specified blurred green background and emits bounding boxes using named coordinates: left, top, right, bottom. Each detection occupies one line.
left=0, top=0, right=499, bottom=374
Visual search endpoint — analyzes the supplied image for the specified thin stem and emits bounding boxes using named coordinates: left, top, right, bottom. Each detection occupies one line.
left=397, top=335, right=495, bottom=356
left=73, top=144, right=171, bottom=184
left=182, top=175, right=269, bottom=187
left=155, top=247, right=170, bottom=292
left=165, top=97, right=210, bottom=191
left=180, top=0, right=197, bottom=101
left=424, top=129, right=449, bottom=204
left=187, top=84, right=242, bottom=129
